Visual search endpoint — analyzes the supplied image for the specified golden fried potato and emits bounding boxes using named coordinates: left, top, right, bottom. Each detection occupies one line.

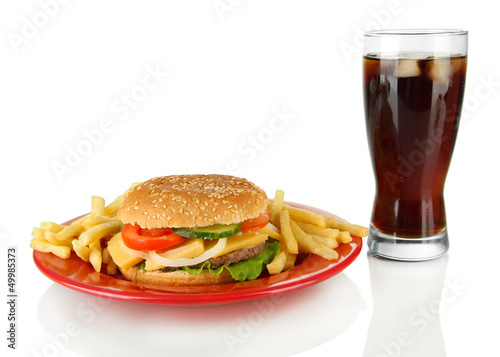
left=290, top=220, right=338, bottom=260
left=326, top=217, right=368, bottom=237
left=270, top=190, right=285, bottom=229
left=30, top=239, right=71, bottom=259
left=283, top=204, right=326, bottom=228
left=279, top=210, right=298, bottom=254
left=267, top=251, right=287, bottom=275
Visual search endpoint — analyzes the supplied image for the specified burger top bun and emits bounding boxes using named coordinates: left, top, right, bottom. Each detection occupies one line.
left=117, top=174, right=268, bottom=229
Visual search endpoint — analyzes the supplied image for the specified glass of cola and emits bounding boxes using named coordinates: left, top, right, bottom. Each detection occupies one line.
left=363, top=29, right=468, bottom=260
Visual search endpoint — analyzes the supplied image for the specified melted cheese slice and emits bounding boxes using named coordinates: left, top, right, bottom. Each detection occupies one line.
left=107, top=233, right=144, bottom=270
left=207, top=231, right=268, bottom=257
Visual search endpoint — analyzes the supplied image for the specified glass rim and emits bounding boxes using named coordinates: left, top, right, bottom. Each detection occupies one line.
left=364, top=29, right=468, bottom=37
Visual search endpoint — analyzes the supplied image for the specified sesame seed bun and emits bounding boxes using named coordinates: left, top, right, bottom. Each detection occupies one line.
left=119, top=265, right=235, bottom=286
left=117, top=174, right=268, bottom=229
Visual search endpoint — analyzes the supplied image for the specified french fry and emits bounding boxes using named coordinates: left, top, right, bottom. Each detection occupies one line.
left=290, top=220, right=338, bottom=260
left=72, top=239, right=91, bottom=262
left=79, top=221, right=123, bottom=246
left=40, top=222, right=67, bottom=233
left=279, top=210, right=298, bottom=254
left=310, top=234, right=339, bottom=249
left=270, top=190, right=285, bottom=229
left=337, top=231, right=353, bottom=244
left=295, top=221, right=339, bottom=239
left=56, top=221, right=84, bottom=242
left=326, top=217, right=368, bottom=237
left=283, top=253, right=297, bottom=271
left=283, top=204, right=326, bottom=228
left=82, top=215, right=117, bottom=230
left=89, top=240, right=102, bottom=273
left=91, top=195, right=106, bottom=215
left=107, top=260, right=118, bottom=275
left=30, top=239, right=71, bottom=259
left=31, top=227, right=47, bottom=241
left=44, top=230, right=72, bottom=247
left=102, top=247, right=112, bottom=265
left=289, top=220, right=316, bottom=253
left=267, top=251, right=287, bottom=275
left=104, top=195, right=123, bottom=217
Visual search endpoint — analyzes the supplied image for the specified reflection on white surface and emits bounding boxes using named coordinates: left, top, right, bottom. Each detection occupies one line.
left=37, top=273, right=363, bottom=357
left=364, top=253, right=449, bottom=357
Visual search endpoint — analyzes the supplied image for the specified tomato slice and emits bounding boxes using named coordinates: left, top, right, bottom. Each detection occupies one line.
left=240, top=210, right=271, bottom=232
left=121, top=224, right=184, bottom=251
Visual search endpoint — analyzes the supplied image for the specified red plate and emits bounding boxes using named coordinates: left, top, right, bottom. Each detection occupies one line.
left=33, top=202, right=363, bottom=305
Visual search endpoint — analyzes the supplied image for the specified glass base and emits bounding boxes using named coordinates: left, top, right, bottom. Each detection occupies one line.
left=367, top=224, right=449, bottom=261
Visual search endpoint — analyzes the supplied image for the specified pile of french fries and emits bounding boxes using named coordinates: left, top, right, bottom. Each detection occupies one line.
left=265, top=190, right=368, bottom=275
left=30, top=194, right=124, bottom=275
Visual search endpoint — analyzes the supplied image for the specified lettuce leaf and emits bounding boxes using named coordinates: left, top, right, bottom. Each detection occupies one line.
left=183, top=241, right=280, bottom=282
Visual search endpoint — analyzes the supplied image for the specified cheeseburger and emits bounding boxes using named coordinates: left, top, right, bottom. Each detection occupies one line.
left=107, top=174, right=279, bottom=286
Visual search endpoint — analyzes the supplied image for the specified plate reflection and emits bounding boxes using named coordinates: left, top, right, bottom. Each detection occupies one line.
left=37, top=273, right=363, bottom=357
left=364, top=253, right=449, bottom=357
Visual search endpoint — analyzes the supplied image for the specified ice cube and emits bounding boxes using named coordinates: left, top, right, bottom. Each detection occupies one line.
left=393, top=59, right=421, bottom=78
left=428, top=59, right=461, bottom=85
left=428, top=60, right=451, bottom=84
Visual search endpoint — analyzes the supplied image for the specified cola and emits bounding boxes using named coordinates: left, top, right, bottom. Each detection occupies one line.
left=364, top=54, right=467, bottom=237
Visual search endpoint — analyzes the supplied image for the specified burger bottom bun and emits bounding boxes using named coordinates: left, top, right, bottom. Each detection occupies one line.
left=119, top=265, right=235, bottom=286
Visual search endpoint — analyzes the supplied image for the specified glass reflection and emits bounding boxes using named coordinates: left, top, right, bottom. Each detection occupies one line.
left=364, top=252, right=448, bottom=357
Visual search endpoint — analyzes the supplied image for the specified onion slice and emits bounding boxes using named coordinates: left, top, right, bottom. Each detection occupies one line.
left=264, top=222, right=279, bottom=234
left=149, top=238, right=228, bottom=267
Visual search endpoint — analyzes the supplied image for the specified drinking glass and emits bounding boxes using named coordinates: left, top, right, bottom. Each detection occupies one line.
left=363, top=29, right=468, bottom=260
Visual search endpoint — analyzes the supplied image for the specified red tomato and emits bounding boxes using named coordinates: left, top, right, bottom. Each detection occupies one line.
left=121, top=224, right=184, bottom=251
left=240, top=210, right=271, bottom=232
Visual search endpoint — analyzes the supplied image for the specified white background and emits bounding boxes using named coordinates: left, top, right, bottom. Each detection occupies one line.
left=1, top=1, right=499, bottom=356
